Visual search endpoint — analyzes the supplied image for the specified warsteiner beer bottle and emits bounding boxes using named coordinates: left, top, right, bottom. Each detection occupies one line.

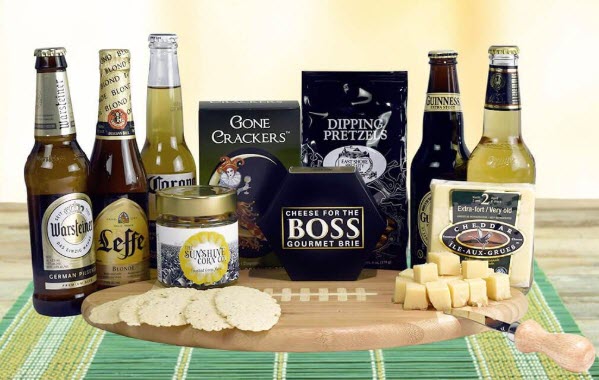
left=467, top=46, right=535, bottom=184
left=410, top=50, right=470, bottom=265
left=25, top=48, right=97, bottom=316
left=141, top=34, right=196, bottom=270
left=89, top=49, right=150, bottom=288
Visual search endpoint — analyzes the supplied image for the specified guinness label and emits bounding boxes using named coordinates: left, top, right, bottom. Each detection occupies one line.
left=417, top=191, right=432, bottom=249
left=94, top=198, right=149, bottom=286
left=35, top=71, right=76, bottom=137
left=424, top=93, right=462, bottom=112
left=41, top=193, right=96, bottom=290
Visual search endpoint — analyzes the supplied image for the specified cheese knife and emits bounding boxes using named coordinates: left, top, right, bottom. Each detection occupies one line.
left=446, top=308, right=596, bottom=373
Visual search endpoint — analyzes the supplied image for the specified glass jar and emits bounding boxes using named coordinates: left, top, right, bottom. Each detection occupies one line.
left=156, top=185, right=239, bottom=289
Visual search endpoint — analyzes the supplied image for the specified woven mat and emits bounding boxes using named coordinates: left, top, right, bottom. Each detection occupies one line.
left=1, top=263, right=597, bottom=380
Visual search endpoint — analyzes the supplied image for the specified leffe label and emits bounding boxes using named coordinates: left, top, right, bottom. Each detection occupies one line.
left=41, top=193, right=96, bottom=290
left=440, top=190, right=523, bottom=274
left=424, top=93, right=462, bottom=112
left=94, top=198, right=149, bottom=286
left=157, top=222, right=239, bottom=287
left=96, top=50, right=135, bottom=140
left=281, top=207, right=364, bottom=250
left=35, top=72, right=76, bottom=137
left=484, top=66, right=521, bottom=111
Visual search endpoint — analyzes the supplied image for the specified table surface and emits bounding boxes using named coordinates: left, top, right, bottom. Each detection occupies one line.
left=1, top=200, right=597, bottom=352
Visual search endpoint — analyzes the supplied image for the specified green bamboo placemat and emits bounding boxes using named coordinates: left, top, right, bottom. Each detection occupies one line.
left=1, top=262, right=597, bottom=379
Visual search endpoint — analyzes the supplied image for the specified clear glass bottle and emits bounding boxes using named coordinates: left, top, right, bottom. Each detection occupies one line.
left=141, top=34, right=197, bottom=271
left=467, top=46, right=535, bottom=184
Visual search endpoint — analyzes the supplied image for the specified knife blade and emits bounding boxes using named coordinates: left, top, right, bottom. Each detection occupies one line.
left=445, top=308, right=595, bottom=373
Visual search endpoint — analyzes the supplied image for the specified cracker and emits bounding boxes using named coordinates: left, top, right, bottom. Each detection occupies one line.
left=214, top=286, right=281, bottom=332
left=89, top=296, right=135, bottom=324
left=119, top=288, right=178, bottom=326
left=137, top=288, right=198, bottom=327
left=184, top=289, right=232, bottom=331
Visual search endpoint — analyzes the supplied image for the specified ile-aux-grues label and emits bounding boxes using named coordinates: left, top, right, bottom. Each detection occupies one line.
left=424, top=93, right=462, bottom=113
left=41, top=193, right=96, bottom=290
left=281, top=207, right=365, bottom=250
left=94, top=197, right=149, bottom=287
left=96, top=50, right=135, bottom=139
left=484, top=66, right=521, bottom=111
left=35, top=71, right=76, bottom=137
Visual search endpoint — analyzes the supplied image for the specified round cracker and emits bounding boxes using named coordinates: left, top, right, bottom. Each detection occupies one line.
left=137, top=288, right=199, bottom=327
left=214, top=286, right=281, bottom=332
left=184, top=289, right=232, bottom=331
left=119, top=288, right=181, bottom=326
left=89, top=296, right=136, bottom=325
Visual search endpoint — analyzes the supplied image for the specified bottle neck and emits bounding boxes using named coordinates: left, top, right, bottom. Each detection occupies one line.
left=34, top=63, right=76, bottom=139
left=96, top=51, right=135, bottom=140
left=148, top=48, right=181, bottom=87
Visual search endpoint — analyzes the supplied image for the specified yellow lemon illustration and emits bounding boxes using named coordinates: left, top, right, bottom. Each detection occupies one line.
left=179, top=231, right=230, bottom=285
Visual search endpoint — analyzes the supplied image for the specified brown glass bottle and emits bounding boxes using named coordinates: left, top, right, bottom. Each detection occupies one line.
left=89, top=49, right=150, bottom=288
left=410, top=50, right=470, bottom=266
left=25, top=48, right=97, bottom=316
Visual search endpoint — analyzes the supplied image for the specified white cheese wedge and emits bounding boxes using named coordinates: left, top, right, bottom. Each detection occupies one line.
left=465, top=278, right=488, bottom=307
left=462, top=260, right=489, bottom=279
left=429, top=180, right=536, bottom=289
left=403, top=283, right=429, bottom=311
left=427, top=251, right=461, bottom=275
left=399, top=269, right=414, bottom=279
left=426, top=281, right=452, bottom=311
left=485, top=273, right=512, bottom=301
left=447, top=280, right=469, bottom=308
left=414, top=263, right=438, bottom=284
left=392, top=276, right=414, bottom=304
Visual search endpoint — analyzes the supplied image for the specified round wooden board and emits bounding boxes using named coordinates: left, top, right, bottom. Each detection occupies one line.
left=82, top=269, right=527, bottom=352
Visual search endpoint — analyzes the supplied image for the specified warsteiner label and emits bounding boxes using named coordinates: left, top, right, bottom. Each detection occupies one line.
left=424, top=93, right=462, bottom=112
left=35, top=71, right=76, bottom=136
left=41, top=193, right=96, bottom=290
left=96, top=49, right=135, bottom=139
left=94, top=198, right=150, bottom=286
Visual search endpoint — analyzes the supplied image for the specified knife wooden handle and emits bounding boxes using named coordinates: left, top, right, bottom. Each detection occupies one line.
left=514, top=319, right=596, bottom=373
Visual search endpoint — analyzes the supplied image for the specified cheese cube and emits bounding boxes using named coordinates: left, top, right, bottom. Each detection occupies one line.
left=403, top=283, right=429, bottom=311
left=462, top=260, right=489, bottom=279
left=414, top=263, right=438, bottom=284
left=399, top=269, right=414, bottom=279
left=427, top=251, right=461, bottom=275
left=392, top=276, right=414, bottom=303
left=426, top=281, right=452, bottom=311
left=448, top=280, right=469, bottom=308
left=438, top=274, right=463, bottom=284
left=485, top=273, right=512, bottom=301
left=487, top=268, right=495, bottom=277
left=465, top=278, right=488, bottom=307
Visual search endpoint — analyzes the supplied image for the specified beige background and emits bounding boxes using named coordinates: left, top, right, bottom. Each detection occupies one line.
left=1, top=0, right=597, bottom=201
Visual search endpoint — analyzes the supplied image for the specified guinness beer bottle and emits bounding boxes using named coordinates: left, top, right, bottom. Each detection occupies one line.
left=410, top=50, right=470, bottom=265
left=25, top=48, right=96, bottom=316
left=89, top=49, right=150, bottom=288
left=141, top=34, right=196, bottom=269
left=467, top=46, right=535, bottom=184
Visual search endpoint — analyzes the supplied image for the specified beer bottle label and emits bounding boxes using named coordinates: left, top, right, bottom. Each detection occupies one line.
left=41, top=193, right=96, bottom=290
left=94, top=197, right=150, bottom=286
left=424, top=93, right=462, bottom=112
left=417, top=191, right=432, bottom=250
left=147, top=172, right=197, bottom=268
left=35, top=71, right=76, bottom=137
left=96, top=50, right=135, bottom=140
left=484, top=66, right=521, bottom=111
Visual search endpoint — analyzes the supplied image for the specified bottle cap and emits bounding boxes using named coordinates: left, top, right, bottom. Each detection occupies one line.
left=34, top=47, right=66, bottom=57
left=488, top=45, right=519, bottom=55
left=428, top=50, right=458, bottom=58
left=157, top=186, right=237, bottom=218
left=149, top=34, right=178, bottom=48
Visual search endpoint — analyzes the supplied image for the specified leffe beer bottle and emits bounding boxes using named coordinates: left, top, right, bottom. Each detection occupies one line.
left=89, top=49, right=150, bottom=288
left=25, top=48, right=97, bottom=316
left=141, top=34, right=197, bottom=270
left=410, top=50, right=470, bottom=265
left=467, top=46, right=535, bottom=184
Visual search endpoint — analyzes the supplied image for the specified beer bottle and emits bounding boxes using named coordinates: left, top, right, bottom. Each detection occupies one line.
left=410, top=50, right=470, bottom=266
left=141, top=34, right=197, bottom=270
left=25, top=48, right=97, bottom=316
left=467, top=46, right=535, bottom=184
left=89, top=49, right=150, bottom=288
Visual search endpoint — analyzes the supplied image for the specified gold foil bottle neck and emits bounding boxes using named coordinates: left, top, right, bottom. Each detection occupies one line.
left=98, top=49, right=130, bottom=73
left=157, top=186, right=237, bottom=218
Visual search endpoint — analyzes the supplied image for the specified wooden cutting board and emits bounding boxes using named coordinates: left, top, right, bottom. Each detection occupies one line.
left=81, top=268, right=527, bottom=352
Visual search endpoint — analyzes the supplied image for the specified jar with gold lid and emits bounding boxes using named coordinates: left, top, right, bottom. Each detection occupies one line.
left=156, top=185, right=239, bottom=288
